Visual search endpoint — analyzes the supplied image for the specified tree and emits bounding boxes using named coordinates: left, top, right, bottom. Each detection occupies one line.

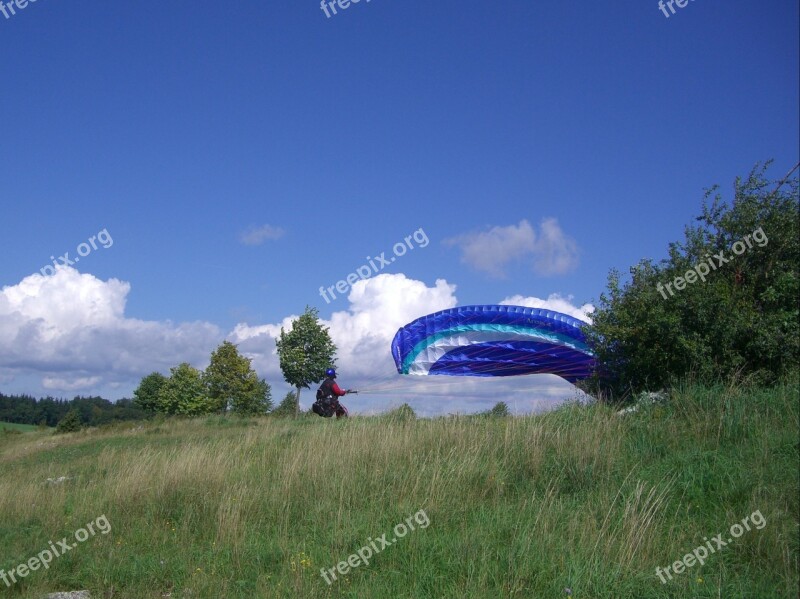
left=233, top=378, right=272, bottom=416
left=485, top=402, right=510, bottom=417
left=133, top=372, right=167, bottom=412
left=55, top=408, right=83, bottom=433
left=385, top=403, right=416, bottom=421
left=157, top=363, right=212, bottom=416
left=0, top=393, right=147, bottom=426
left=271, top=391, right=299, bottom=418
left=204, top=341, right=273, bottom=415
left=584, top=162, right=799, bottom=399
left=275, top=307, right=337, bottom=417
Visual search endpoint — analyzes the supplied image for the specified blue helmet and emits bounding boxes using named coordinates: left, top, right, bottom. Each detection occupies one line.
left=326, top=368, right=336, bottom=377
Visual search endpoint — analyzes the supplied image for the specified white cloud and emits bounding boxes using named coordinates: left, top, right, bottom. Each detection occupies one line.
left=444, top=218, right=579, bottom=277
left=43, top=376, right=102, bottom=391
left=238, top=224, right=285, bottom=246
left=531, top=218, right=580, bottom=275
left=500, top=293, right=594, bottom=323
left=444, top=220, right=535, bottom=277
left=229, top=273, right=458, bottom=382
left=0, top=267, right=222, bottom=394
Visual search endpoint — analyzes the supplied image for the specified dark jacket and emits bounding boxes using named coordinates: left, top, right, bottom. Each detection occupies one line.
left=319, top=376, right=346, bottom=400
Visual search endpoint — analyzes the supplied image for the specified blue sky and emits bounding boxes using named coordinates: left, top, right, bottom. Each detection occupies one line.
left=1, top=0, right=797, bottom=414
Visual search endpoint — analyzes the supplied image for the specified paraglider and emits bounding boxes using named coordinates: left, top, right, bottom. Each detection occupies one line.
left=312, top=368, right=356, bottom=418
left=391, top=305, right=594, bottom=383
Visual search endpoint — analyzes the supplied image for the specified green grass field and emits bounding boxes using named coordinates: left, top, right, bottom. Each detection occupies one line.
left=0, top=422, right=40, bottom=433
left=0, top=380, right=797, bottom=598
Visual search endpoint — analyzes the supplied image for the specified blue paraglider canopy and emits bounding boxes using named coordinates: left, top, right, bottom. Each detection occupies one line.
left=391, top=305, right=595, bottom=383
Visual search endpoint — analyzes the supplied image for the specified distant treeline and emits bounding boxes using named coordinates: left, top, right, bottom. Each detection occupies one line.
left=0, top=393, right=151, bottom=427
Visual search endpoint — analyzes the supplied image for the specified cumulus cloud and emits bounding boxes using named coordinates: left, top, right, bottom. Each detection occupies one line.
left=531, top=218, right=580, bottom=275
left=238, top=224, right=285, bottom=246
left=43, top=376, right=102, bottom=391
left=229, top=273, right=458, bottom=381
left=444, top=218, right=579, bottom=277
left=0, top=267, right=222, bottom=395
left=444, top=220, right=536, bottom=277
left=500, top=293, right=594, bottom=323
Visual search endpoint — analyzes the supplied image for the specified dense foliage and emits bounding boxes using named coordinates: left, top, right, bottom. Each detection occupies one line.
left=271, top=391, right=300, bottom=418
left=0, top=393, right=150, bottom=428
left=156, top=363, right=210, bottom=416
left=205, top=341, right=273, bottom=415
left=484, top=401, right=510, bottom=417
left=584, top=162, right=799, bottom=399
left=133, top=342, right=273, bottom=417
left=276, top=306, right=337, bottom=415
left=55, top=408, right=83, bottom=433
left=132, top=372, right=167, bottom=412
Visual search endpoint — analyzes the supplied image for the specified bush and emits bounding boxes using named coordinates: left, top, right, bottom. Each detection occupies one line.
left=55, top=409, right=83, bottom=433
left=271, top=391, right=299, bottom=418
left=484, top=402, right=510, bottom=417
left=584, top=162, right=799, bottom=399
left=384, top=403, right=416, bottom=421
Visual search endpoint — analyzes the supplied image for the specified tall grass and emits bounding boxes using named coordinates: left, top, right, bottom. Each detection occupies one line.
left=0, top=380, right=797, bottom=598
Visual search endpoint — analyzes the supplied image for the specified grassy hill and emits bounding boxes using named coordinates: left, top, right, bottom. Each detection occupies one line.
left=0, top=422, right=40, bottom=433
left=0, top=380, right=797, bottom=598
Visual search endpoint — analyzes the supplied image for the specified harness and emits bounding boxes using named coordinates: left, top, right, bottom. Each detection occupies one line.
left=317, top=377, right=336, bottom=402
left=313, top=377, right=341, bottom=417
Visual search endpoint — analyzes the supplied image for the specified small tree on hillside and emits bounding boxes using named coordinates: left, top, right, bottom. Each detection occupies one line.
left=133, top=372, right=167, bottom=412
left=485, top=402, right=510, bottom=417
left=233, top=378, right=273, bottom=416
left=157, top=363, right=212, bottom=416
left=385, top=403, right=416, bottom=421
left=271, top=391, right=299, bottom=418
left=56, top=408, right=83, bottom=433
left=276, top=307, right=337, bottom=417
left=204, top=341, right=273, bottom=415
